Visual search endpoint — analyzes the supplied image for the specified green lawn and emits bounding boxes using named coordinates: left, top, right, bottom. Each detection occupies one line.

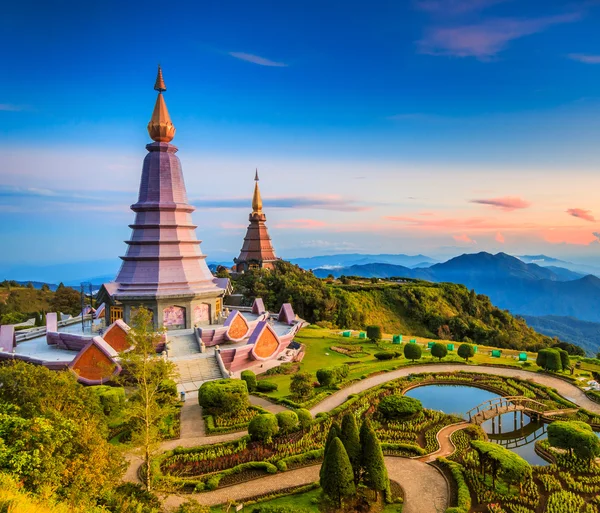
left=258, top=326, right=600, bottom=402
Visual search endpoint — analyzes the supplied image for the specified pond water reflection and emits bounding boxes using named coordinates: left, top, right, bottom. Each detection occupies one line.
left=404, top=384, right=552, bottom=465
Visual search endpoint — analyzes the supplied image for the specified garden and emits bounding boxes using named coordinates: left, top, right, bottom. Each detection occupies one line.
left=441, top=418, right=600, bottom=512
left=249, top=326, right=600, bottom=411
left=152, top=370, right=599, bottom=501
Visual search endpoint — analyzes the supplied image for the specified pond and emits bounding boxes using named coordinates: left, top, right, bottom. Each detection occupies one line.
left=404, top=384, right=551, bottom=465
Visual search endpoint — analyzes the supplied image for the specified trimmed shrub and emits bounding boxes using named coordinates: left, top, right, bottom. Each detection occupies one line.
left=557, top=348, right=570, bottom=370
left=256, top=381, right=278, bottom=392
left=248, top=413, right=279, bottom=442
left=366, top=325, right=382, bottom=343
left=290, top=372, right=313, bottom=399
left=536, top=348, right=563, bottom=372
left=241, top=370, right=257, bottom=392
left=457, top=343, right=475, bottom=362
left=374, top=352, right=394, bottom=361
left=320, top=437, right=356, bottom=507
left=431, top=343, right=448, bottom=361
left=378, top=395, right=423, bottom=421
left=276, top=411, right=299, bottom=434
left=295, top=408, right=312, bottom=429
left=316, top=365, right=349, bottom=387
left=198, top=379, right=249, bottom=415
left=403, top=343, right=422, bottom=362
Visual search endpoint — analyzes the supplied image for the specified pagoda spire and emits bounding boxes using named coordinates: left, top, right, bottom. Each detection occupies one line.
left=252, top=168, right=263, bottom=214
left=147, top=65, right=176, bottom=143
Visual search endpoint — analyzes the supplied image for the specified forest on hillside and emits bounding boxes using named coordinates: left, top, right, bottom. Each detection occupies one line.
left=0, top=281, right=82, bottom=325
left=233, top=261, right=563, bottom=352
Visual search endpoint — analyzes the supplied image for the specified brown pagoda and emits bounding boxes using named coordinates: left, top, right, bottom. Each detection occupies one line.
left=234, top=170, right=278, bottom=272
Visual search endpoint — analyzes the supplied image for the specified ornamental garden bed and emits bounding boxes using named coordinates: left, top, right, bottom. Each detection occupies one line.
left=155, top=371, right=597, bottom=497
left=204, top=405, right=269, bottom=435
left=442, top=422, right=600, bottom=512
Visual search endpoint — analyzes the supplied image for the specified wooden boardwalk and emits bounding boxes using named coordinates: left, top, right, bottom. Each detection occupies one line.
left=467, top=395, right=578, bottom=425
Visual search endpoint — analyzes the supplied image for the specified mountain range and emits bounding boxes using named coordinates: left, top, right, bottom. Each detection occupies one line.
left=310, top=252, right=600, bottom=352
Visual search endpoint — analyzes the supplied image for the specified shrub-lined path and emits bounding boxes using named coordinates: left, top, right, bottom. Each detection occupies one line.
left=128, top=363, right=600, bottom=511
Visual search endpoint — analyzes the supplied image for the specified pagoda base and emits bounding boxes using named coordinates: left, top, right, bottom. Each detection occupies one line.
left=108, top=293, right=223, bottom=331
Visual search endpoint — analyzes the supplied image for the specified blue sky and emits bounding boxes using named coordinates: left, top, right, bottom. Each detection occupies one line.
left=2, top=0, right=600, bottom=277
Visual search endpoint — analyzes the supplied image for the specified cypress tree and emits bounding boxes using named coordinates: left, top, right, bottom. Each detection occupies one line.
left=340, top=413, right=361, bottom=483
left=321, top=422, right=341, bottom=481
left=361, top=423, right=390, bottom=501
left=320, top=437, right=356, bottom=508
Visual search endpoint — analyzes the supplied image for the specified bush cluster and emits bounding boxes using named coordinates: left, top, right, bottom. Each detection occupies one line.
left=316, top=365, right=349, bottom=387
left=198, top=379, right=249, bottom=415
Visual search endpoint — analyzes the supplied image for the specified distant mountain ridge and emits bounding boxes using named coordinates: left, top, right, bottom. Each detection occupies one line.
left=290, top=253, right=437, bottom=270
left=522, top=315, right=600, bottom=356
left=311, top=252, right=600, bottom=326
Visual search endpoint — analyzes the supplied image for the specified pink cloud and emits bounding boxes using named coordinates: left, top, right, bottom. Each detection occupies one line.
left=274, top=219, right=328, bottom=230
left=568, top=54, right=600, bottom=64
left=453, top=234, right=477, bottom=244
left=228, top=52, right=287, bottom=67
left=495, top=232, right=505, bottom=243
left=418, top=13, right=580, bottom=59
left=542, top=228, right=599, bottom=246
left=384, top=215, right=529, bottom=231
left=566, top=208, right=595, bottom=222
left=470, top=196, right=531, bottom=211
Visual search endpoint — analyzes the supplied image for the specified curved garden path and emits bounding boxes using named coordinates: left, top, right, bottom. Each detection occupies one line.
left=162, top=456, right=448, bottom=513
left=310, top=363, right=600, bottom=415
left=131, top=363, right=600, bottom=511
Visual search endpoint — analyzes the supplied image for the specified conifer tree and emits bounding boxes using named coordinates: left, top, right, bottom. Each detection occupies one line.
left=361, top=421, right=390, bottom=501
left=321, top=422, right=341, bottom=481
left=340, top=413, right=361, bottom=483
left=320, top=437, right=356, bottom=508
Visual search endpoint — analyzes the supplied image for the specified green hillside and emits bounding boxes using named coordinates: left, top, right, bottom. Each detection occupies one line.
left=0, top=281, right=81, bottom=325
left=233, top=261, right=561, bottom=352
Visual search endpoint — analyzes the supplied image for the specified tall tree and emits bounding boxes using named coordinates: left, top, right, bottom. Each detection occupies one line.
left=340, top=413, right=361, bottom=483
left=320, top=437, right=356, bottom=508
left=361, top=421, right=390, bottom=501
left=321, top=422, right=341, bottom=482
left=118, top=308, right=178, bottom=491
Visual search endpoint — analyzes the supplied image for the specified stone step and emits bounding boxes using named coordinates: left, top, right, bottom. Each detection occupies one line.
left=175, top=355, right=224, bottom=385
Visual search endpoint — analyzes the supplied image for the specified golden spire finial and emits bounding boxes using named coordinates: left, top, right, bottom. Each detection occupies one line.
left=147, top=65, right=176, bottom=143
left=252, top=169, right=263, bottom=214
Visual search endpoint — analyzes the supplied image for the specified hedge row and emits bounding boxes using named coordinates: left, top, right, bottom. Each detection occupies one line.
left=276, top=449, right=324, bottom=471
left=193, top=461, right=278, bottom=492
left=381, top=442, right=427, bottom=457
left=437, top=457, right=471, bottom=513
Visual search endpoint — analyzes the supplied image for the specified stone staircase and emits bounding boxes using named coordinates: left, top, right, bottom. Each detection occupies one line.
left=167, top=329, right=200, bottom=358
left=175, top=354, right=224, bottom=392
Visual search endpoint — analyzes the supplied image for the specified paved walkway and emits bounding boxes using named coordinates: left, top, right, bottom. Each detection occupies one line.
left=163, top=456, right=448, bottom=513
left=129, top=363, right=600, bottom=511
left=310, top=363, right=600, bottom=415
left=418, top=422, right=469, bottom=463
